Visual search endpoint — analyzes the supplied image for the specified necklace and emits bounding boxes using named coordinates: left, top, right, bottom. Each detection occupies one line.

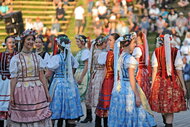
left=22, top=50, right=31, bottom=54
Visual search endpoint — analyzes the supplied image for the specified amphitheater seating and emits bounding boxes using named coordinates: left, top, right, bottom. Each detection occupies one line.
left=0, top=0, right=76, bottom=44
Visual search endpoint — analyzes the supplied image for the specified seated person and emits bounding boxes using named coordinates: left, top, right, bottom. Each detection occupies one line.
left=56, top=2, right=65, bottom=21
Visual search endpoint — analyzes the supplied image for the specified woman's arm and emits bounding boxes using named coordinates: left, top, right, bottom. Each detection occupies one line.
left=78, top=60, right=88, bottom=84
left=152, top=67, right=157, bottom=86
left=128, top=68, right=141, bottom=107
left=39, top=71, right=51, bottom=102
left=10, top=78, right=17, bottom=105
left=177, top=70, right=187, bottom=96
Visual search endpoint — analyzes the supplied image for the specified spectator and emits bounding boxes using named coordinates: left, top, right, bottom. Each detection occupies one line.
left=88, top=0, right=94, bottom=14
left=25, top=18, right=34, bottom=30
left=187, top=12, right=190, bottom=31
left=0, top=2, right=8, bottom=16
left=116, top=20, right=129, bottom=36
left=51, top=18, right=60, bottom=35
left=176, top=12, right=188, bottom=37
left=183, top=32, right=190, bottom=45
left=140, top=16, right=150, bottom=35
left=98, top=1, right=107, bottom=19
left=181, top=40, right=190, bottom=56
left=178, top=0, right=189, bottom=8
left=160, top=7, right=168, bottom=20
left=168, top=8, right=178, bottom=27
left=94, top=17, right=103, bottom=36
left=56, top=2, right=65, bottom=21
left=92, top=6, right=98, bottom=20
left=171, top=33, right=181, bottom=49
left=33, top=17, right=44, bottom=34
left=103, top=18, right=111, bottom=35
left=109, top=13, right=117, bottom=33
left=149, top=4, right=160, bottom=20
left=156, top=16, right=166, bottom=34
left=74, top=5, right=85, bottom=34
left=112, top=2, right=121, bottom=18
left=53, top=0, right=61, bottom=6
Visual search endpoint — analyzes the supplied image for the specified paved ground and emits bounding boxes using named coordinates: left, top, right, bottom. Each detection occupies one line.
left=4, top=103, right=190, bottom=127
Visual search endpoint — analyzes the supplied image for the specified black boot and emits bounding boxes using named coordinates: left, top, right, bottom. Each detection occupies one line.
left=65, top=119, right=69, bottom=127
left=0, top=120, right=4, bottom=127
left=95, top=115, right=102, bottom=127
left=57, top=118, right=63, bottom=127
left=81, top=109, right=92, bottom=123
left=165, top=123, right=173, bottom=127
left=162, top=115, right=166, bottom=124
left=103, top=117, right=108, bottom=127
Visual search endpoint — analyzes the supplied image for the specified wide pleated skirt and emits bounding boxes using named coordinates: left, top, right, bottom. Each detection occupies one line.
left=86, top=69, right=105, bottom=107
left=8, top=80, right=52, bottom=126
left=49, top=78, right=83, bottom=120
left=0, top=76, right=10, bottom=120
left=108, top=81, right=156, bottom=127
left=149, top=74, right=187, bottom=113
left=74, top=68, right=89, bottom=101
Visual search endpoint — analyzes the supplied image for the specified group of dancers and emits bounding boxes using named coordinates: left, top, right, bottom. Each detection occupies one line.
left=0, top=29, right=188, bottom=127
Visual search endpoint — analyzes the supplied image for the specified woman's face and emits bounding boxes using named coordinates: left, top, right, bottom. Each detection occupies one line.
left=108, top=35, right=115, bottom=49
left=76, top=39, right=84, bottom=49
left=129, top=39, right=136, bottom=53
left=24, top=35, right=35, bottom=50
left=35, top=38, right=43, bottom=50
left=6, top=37, right=15, bottom=50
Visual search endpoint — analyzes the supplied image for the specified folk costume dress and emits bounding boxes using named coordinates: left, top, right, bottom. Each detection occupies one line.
left=149, top=46, right=187, bottom=113
left=86, top=49, right=106, bottom=107
left=0, top=51, right=17, bottom=120
left=8, top=52, right=52, bottom=127
left=108, top=51, right=157, bottom=127
left=132, top=45, right=151, bottom=99
left=48, top=52, right=83, bottom=120
left=96, top=50, right=114, bottom=117
left=74, top=48, right=90, bottom=101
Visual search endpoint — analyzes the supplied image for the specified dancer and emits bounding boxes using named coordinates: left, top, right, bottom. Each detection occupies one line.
left=8, top=29, right=52, bottom=127
left=149, top=34, right=187, bottom=127
left=34, top=35, right=51, bottom=67
left=108, top=34, right=157, bottom=127
left=132, top=31, right=151, bottom=98
left=82, top=35, right=107, bottom=123
left=46, top=34, right=83, bottom=127
left=0, top=36, right=17, bottom=127
left=95, top=33, right=120, bottom=127
left=74, top=35, right=90, bottom=101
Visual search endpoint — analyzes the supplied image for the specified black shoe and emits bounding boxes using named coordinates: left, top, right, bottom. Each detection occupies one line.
left=165, top=123, right=173, bottom=127
left=95, top=115, right=102, bottom=127
left=58, top=118, right=64, bottom=127
left=162, top=115, right=166, bottom=124
left=0, top=120, right=4, bottom=127
left=68, top=123, right=76, bottom=127
left=81, top=109, right=92, bottom=123
left=103, top=117, right=108, bottom=127
left=65, top=119, right=69, bottom=127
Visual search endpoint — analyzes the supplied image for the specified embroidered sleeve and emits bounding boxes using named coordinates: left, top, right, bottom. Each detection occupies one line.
left=47, top=55, right=60, bottom=71
left=175, top=50, right=183, bottom=70
left=81, top=49, right=90, bottom=61
left=37, top=54, right=45, bottom=70
left=9, top=56, right=18, bottom=78
left=151, top=51, right=158, bottom=67
left=132, top=47, right=142, bottom=58
left=98, top=52, right=108, bottom=65
left=71, top=54, right=79, bottom=69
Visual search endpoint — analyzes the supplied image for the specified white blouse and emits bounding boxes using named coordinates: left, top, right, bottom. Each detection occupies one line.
left=132, top=47, right=142, bottom=59
left=47, top=54, right=79, bottom=71
left=81, top=49, right=90, bottom=61
left=97, top=51, right=108, bottom=65
left=151, top=50, right=183, bottom=70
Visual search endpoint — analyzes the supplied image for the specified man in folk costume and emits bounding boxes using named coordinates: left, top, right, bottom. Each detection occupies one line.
left=0, top=36, right=17, bottom=127
left=149, top=34, right=187, bottom=127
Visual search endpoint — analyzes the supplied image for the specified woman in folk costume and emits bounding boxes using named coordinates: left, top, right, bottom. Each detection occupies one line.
left=132, top=31, right=151, bottom=98
left=34, top=35, right=51, bottom=68
left=46, top=34, right=83, bottom=127
left=82, top=35, right=107, bottom=123
left=108, top=34, right=157, bottom=127
left=74, top=35, right=90, bottom=101
left=0, top=36, right=17, bottom=127
left=149, top=34, right=187, bottom=127
left=95, top=33, right=120, bottom=127
left=8, top=29, right=52, bottom=127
